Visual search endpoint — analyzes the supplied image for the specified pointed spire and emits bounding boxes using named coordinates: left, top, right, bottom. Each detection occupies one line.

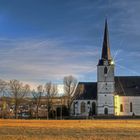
left=101, top=19, right=111, bottom=60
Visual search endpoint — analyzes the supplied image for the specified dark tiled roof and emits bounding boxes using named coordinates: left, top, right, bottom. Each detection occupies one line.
left=73, top=76, right=140, bottom=101
left=72, top=82, right=97, bottom=100
left=115, top=76, right=140, bottom=96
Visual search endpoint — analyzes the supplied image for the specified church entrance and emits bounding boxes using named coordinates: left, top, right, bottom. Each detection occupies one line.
left=92, top=102, right=96, bottom=115
left=104, top=108, right=108, bottom=115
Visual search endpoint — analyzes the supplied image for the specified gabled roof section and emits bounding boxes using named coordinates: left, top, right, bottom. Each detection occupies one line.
left=115, top=76, right=140, bottom=96
left=72, top=82, right=97, bottom=100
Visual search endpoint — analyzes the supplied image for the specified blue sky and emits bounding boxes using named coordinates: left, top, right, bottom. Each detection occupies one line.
left=0, top=0, right=140, bottom=87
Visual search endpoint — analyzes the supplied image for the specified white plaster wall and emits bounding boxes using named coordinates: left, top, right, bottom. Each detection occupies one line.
left=97, top=64, right=115, bottom=115
left=114, top=95, right=140, bottom=116
left=98, top=82, right=114, bottom=93
left=98, top=107, right=114, bottom=115
left=97, top=66, right=114, bottom=82
left=97, top=94, right=114, bottom=115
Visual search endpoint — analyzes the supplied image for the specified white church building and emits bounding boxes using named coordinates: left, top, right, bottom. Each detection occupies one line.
left=71, top=20, right=140, bottom=117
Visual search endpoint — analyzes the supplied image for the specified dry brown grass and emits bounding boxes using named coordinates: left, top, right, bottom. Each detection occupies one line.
left=0, top=119, right=140, bottom=140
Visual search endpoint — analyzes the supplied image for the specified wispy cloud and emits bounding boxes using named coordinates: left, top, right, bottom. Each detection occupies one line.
left=0, top=38, right=98, bottom=84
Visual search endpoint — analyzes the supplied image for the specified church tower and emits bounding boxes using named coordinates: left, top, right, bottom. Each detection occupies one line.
left=97, top=20, right=115, bottom=115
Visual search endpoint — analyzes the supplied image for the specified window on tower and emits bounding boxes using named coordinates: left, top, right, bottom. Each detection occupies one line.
left=104, top=67, right=108, bottom=75
left=104, top=108, right=108, bottom=115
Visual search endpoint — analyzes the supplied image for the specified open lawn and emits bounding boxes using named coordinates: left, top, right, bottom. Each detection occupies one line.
left=0, top=119, right=140, bottom=140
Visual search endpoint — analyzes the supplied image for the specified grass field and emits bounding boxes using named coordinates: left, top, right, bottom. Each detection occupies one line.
left=0, top=119, right=140, bottom=140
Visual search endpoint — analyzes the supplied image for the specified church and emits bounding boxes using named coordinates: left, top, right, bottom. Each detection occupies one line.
left=71, top=20, right=140, bottom=117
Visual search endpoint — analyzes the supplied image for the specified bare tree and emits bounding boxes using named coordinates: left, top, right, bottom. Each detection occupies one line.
left=63, top=75, right=77, bottom=116
left=75, top=84, right=85, bottom=96
left=32, top=85, right=43, bottom=119
left=9, top=80, right=30, bottom=119
left=0, top=79, right=8, bottom=118
left=0, top=79, right=7, bottom=96
left=44, top=82, right=58, bottom=119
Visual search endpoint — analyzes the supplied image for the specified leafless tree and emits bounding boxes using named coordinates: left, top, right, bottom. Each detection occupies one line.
left=76, top=83, right=85, bottom=96
left=0, top=79, right=8, bottom=118
left=0, top=79, right=8, bottom=96
left=63, top=75, right=77, bottom=115
left=9, top=80, right=30, bottom=119
left=44, top=82, right=58, bottom=119
left=32, top=85, right=43, bottom=119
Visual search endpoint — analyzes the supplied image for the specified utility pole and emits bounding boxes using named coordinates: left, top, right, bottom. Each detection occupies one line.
left=61, top=97, right=62, bottom=120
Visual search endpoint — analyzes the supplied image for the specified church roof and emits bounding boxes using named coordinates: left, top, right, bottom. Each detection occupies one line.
left=72, top=82, right=97, bottom=100
left=73, top=76, right=140, bottom=101
left=115, top=76, right=140, bottom=96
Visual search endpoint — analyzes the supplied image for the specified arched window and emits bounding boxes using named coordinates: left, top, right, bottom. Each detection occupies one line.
left=120, top=104, right=123, bottom=112
left=130, top=102, right=133, bottom=112
left=87, top=101, right=90, bottom=105
left=104, top=108, right=108, bottom=115
left=73, top=102, right=75, bottom=115
left=81, top=102, right=86, bottom=113
left=104, top=67, right=108, bottom=74
left=92, top=102, right=96, bottom=115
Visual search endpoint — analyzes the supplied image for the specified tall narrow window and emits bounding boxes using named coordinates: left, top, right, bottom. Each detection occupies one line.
left=104, top=108, right=108, bottom=115
left=120, top=104, right=123, bottom=112
left=81, top=102, right=86, bottom=113
left=104, top=67, right=108, bottom=74
left=130, top=102, right=133, bottom=112
left=92, top=102, right=96, bottom=115
left=73, top=102, right=75, bottom=115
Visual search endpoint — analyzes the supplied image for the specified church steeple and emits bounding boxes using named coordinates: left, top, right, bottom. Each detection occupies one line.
left=97, top=19, right=115, bottom=116
left=101, top=19, right=111, bottom=60
left=98, top=19, right=113, bottom=65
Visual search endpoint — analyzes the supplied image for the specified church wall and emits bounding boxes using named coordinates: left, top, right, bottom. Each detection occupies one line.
left=97, top=65, right=115, bottom=115
left=97, top=107, right=114, bottom=115
left=98, top=82, right=114, bottom=93
left=97, top=94, right=114, bottom=115
left=97, top=66, right=114, bottom=82
left=70, top=100, right=97, bottom=116
left=114, top=95, right=140, bottom=116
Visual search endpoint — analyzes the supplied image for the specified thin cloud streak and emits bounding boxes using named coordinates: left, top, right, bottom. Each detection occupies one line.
left=0, top=38, right=98, bottom=83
